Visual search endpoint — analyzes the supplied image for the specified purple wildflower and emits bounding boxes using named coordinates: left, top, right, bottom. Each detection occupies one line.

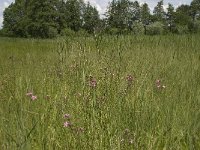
left=89, top=78, right=97, bottom=88
left=64, top=121, right=71, bottom=127
left=31, top=95, right=37, bottom=101
left=126, top=75, right=134, bottom=86
left=63, top=114, right=70, bottom=119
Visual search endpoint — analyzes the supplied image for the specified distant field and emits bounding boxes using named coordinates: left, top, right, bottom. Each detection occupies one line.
left=0, top=35, right=200, bottom=149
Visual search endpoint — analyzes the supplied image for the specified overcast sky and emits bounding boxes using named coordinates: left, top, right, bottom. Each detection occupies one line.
left=0, top=0, right=192, bottom=28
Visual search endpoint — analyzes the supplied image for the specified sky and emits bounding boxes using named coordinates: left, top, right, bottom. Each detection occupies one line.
left=0, top=0, right=192, bottom=28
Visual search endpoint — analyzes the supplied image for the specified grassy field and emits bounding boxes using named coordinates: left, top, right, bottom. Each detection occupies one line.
left=0, top=35, right=200, bottom=150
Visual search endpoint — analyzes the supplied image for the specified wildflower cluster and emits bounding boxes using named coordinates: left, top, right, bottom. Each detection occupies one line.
left=156, top=79, right=166, bottom=89
left=89, top=75, right=97, bottom=88
left=63, top=113, right=84, bottom=134
left=63, top=114, right=71, bottom=128
left=126, top=74, right=134, bottom=86
left=26, top=91, right=37, bottom=101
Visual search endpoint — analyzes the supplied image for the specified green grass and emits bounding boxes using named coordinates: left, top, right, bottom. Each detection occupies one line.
left=0, top=35, right=200, bottom=150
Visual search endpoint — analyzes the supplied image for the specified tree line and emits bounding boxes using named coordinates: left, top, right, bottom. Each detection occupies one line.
left=1, top=0, right=200, bottom=38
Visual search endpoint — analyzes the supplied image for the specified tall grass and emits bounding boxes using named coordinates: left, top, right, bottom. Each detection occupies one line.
left=0, top=35, right=200, bottom=149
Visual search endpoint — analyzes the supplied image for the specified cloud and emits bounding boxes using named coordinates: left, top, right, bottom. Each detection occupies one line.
left=84, top=0, right=102, bottom=12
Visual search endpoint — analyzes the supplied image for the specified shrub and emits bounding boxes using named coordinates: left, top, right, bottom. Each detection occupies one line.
left=106, top=27, right=120, bottom=35
left=176, top=25, right=189, bottom=34
left=188, top=21, right=200, bottom=33
left=60, top=28, right=75, bottom=37
left=146, top=22, right=164, bottom=35
left=76, top=29, right=89, bottom=37
left=46, top=26, right=58, bottom=38
left=132, top=22, right=144, bottom=35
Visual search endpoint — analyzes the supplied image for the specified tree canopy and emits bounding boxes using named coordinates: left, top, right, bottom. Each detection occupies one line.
left=1, top=0, right=200, bottom=38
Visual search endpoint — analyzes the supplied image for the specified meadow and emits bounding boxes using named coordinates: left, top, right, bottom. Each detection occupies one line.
left=0, top=35, right=200, bottom=150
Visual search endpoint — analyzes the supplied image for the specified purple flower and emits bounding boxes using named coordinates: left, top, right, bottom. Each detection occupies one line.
left=126, top=75, right=134, bottom=82
left=63, top=114, right=70, bottom=119
left=64, top=121, right=71, bottom=127
left=31, top=95, right=37, bottom=101
left=126, top=75, right=134, bottom=86
left=89, top=79, right=97, bottom=88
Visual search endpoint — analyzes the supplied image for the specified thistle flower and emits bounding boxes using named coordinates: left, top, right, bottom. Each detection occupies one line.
left=31, top=95, right=37, bottom=101
left=64, top=121, right=71, bottom=127
left=126, top=75, right=134, bottom=86
left=89, top=76, right=97, bottom=88
left=63, top=114, right=70, bottom=119
left=126, top=75, right=134, bottom=82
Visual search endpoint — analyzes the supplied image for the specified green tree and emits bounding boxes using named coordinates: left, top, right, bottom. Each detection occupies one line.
left=166, top=3, right=175, bottom=32
left=57, top=0, right=68, bottom=34
left=131, top=1, right=141, bottom=21
left=175, top=4, right=191, bottom=26
left=65, top=0, right=85, bottom=32
left=83, top=2, right=100, bottom=34
left=153, top=0, right=165, bottom=22
left=141, top=3, right=151, bottom=35
left=3, top=0, right=28, bottom=37
left=27, top=0, right=60, bottom=38
left=106, top=0, right=137, bottom=33
left=190, top=0, right=200, bottom=21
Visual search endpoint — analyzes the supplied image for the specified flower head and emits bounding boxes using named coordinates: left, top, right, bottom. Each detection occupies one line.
left=63, top=114, right=70, bottom=119
left=89, top=78, right=97, bottom=88
left=31, top=95, right=37, bottom=101
left=126, top=75, right=134, bottom=82
left=126, top=75, right=134, bottom=86
left=64, top=121, right=71, bottom=127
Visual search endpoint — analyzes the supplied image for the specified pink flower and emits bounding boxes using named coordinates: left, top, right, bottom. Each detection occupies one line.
left=64, top=121, right=71, bottom=127
left=89, top=79, right=97, bottom=88
left=63, top=114, right=70, bottom=119
left=126, top=75, right=134, bottom=86
left=126, top=75, right=134, bottom=82
left=31, top=95, right=37, bottom=100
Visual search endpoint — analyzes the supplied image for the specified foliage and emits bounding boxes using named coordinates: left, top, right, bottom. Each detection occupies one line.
left=153, top=0, right=165, bottom=22
left=141, top=3, right=151, bottom=35
left=60, top=28, right=75, bottom=37
left=146, top=21, right=164, bottom=35
left=2, top=0, right=200, bottom=38
left=132, top=22, right=144, bottom=35
left=83, top=2, right=100, bottom=34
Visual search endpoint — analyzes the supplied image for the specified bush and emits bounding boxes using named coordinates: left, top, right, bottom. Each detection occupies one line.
left=176, top=25, right=189, bottom=34
left=106, top=27, right=120, bottom=35
left=132, top=22, right=144, bottom=35
left=0, top=28, right=15, bottom=37
left=60, top=28, right=75, bottom=37
left=76, top=29, right=89, bottom=37
left=146, top=22, right=164, bottom=35
left=188, top=21, right=200, bottom=33
left=47, top=26, right=58, bottom=38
